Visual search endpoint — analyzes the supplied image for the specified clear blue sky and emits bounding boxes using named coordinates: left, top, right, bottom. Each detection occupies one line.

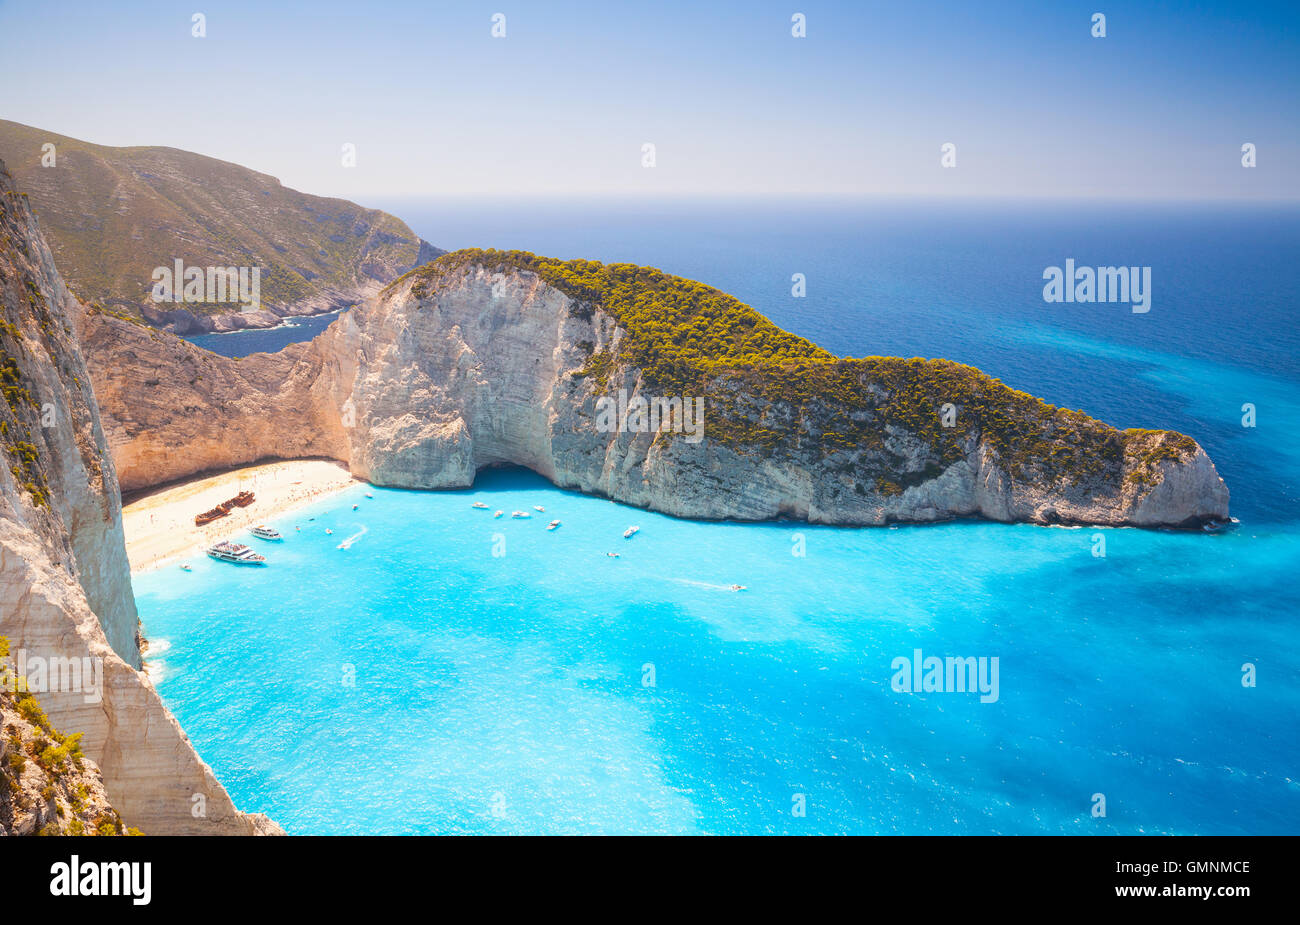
left=1, top=0, right=1297, bottom=200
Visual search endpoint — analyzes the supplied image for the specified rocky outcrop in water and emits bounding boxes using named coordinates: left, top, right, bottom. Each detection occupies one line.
left=0, top=160, right=280, bottom=835
left=81, top=251, right=1229, bottom=527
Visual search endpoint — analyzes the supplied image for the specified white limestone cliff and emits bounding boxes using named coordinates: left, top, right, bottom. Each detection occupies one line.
left=81, top=258, right=1229, bottom=529
left=320, top=265, right=1229, bottom=527
left=0, top=163, right=280, bottom=835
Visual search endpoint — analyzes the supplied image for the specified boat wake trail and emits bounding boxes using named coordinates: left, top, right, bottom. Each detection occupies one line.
left=337, top=525, right=368, bottom=549
left=670, top=578, right=739, bottom=592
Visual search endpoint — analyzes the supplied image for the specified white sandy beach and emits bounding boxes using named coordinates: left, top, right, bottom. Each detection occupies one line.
left=121, top=459, right=361, bottom=573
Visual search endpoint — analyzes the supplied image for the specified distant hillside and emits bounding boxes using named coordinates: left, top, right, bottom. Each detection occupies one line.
left=0, top=120, right=443, bottom=333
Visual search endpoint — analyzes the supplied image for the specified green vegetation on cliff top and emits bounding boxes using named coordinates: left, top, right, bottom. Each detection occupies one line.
left=402, top=249, right=1199, bottom=489
left=0, top=119, right=441, bottom=321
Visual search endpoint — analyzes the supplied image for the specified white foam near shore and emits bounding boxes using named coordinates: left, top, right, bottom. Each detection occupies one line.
left=121, top=459, right=362, bottom=574
left=197, top=308, right=342, bottom=336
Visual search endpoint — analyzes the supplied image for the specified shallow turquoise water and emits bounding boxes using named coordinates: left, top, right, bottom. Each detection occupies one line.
left=133, top=466, right=1299, bottom=835
left=139, top=202, right=1300, bottom=834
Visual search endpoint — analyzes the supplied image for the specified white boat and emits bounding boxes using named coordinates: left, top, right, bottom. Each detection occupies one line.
left=249, top=525, right=283, bottom=541
left=365, top=492, right=374, bottom=499
left=511, top=510, right=531, bottom=518
left=623, top=525, right=640, bottom=538
left=472, top=501, right=489, bottom=509
left=179, top=563, right=192, bottom=572
left=205, top=542, right=267, bottom=565
left=547, top=520, right=561, bottom=530
left=493, top=510, right=504, bottom=518
left=533, top=505, right=545, bottom=512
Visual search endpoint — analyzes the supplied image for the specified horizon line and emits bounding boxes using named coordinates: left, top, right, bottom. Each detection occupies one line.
left=4, top=117, right=1295, bottom=211
left=364, top=190, right=1300, bottom=205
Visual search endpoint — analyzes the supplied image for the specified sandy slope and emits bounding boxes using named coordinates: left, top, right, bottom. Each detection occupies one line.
left=122, top=459, right=360, bottom=572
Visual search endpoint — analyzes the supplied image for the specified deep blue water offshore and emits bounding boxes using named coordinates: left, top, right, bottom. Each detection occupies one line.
left=147, top=199, right=1300, bottom=834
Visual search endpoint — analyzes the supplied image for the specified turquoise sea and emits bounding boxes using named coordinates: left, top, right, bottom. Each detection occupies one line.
left=145, top=200, right=1300, bottom=834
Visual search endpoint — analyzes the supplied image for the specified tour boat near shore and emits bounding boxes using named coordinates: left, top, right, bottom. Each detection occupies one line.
left=205, top=541, right=267, bottom=565
left=250, top=525, right=283, bottom=541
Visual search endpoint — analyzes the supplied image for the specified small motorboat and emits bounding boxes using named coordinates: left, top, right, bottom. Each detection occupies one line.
left=352, top=504, right=359, bottom=511
left=325, top=528, right=333, bottom=535
left=547, top=520, right=561, bottom=530
left=179, top=563, right=192, bottom=572
left=365, top=492, right=374, bottom=499
left=250, top=525, right=283, bottom=541
left=623, top=526, right=640, bottom=538
left=533, top=505, right=545, bottom=512
left=511, top=510, right=531, bottom=519
left=729, top=584, right=747, bottom=592
left=472, top=501, right=490, bottom=509
left=493, top=510, right=504, bottom=518
left=205, top=542, right=266, bottom=565
left=606, top=552, right=620, bottom=558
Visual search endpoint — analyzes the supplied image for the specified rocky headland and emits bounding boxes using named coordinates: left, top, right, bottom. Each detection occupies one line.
left=81, top=249, right=1229, bottom=528
left=0, top=119, right=444, bottom=334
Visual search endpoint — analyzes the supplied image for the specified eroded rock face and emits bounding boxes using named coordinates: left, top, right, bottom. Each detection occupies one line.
left=81, top=260, right=1228, bottom=528
left=0, top=161, right=280, bottom=835
left=323, top=267, right=1229, bottom=527
left=1, top=677, right=125, bottom=836
left=72, top=312, right=345, bottom=493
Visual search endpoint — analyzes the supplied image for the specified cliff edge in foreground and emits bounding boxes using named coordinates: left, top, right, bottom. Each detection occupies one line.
left=81, top=249, right=1228, bottom=528
left=1, top=637, right=136, bottom=837
left=0, top=160, right=280, bottom=834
